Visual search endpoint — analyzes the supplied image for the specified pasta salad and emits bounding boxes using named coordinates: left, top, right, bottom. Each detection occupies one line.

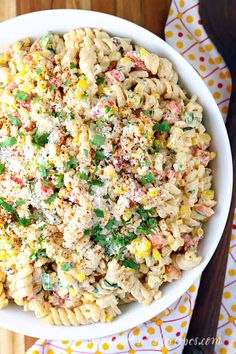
left=0, top=28, right=216, bottom=325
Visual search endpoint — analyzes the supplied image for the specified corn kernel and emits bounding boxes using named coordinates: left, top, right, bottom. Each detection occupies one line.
left=0, top=250, right=6, bottom=260
left=69, top=287, right=77, bottom=297
left=201, top=189, right=214, bottom=200
left=114, top=186, right=127, bottom=195
left=0, top=54, right=6, bottom=64
left=147, top=187, right=159, bottom=198
left=12, top=41, right=22, bottom=52
left=153, top=249, right=161, bottom=260
left=20, top=82, right=34, bottom=93
left=131, top=237, right=151, bottom=258
left=120, top=57, right=131, bottom=63
left=39, top=82, right=47, bottom=91
left=140, top=47, right=148, bottom=56
left=103, top=165, right=116, bottom=179
left=23, top=38, right=30, bottom=46
left=77, top=272, right=85, bottom=282
left=75, top=91, right=83, bottom=100
left=105, top=313, right=112, bottom=322
left=123, top=209, right=132, bottom=221
left=77, top=79, right=88, bottom=91
left=179, top=205, right=191, bottom=219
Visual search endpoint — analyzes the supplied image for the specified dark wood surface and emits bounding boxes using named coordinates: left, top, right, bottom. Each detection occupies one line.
left=0, top=1, right=234, bottom=352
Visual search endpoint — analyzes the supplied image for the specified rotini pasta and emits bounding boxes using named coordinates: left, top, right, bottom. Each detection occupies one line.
left=0, top=28, right=216, bottom=325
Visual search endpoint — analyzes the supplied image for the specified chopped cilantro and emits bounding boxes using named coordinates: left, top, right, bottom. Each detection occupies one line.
left=103, top=193, right=110, bottom=200
left=95, top=150, right=105, bottom=161
left=0, top=137, right=17, bottom=147
left=83, top=148, right=89, bottom=157
left=55, top=174, right=64, bottom=189
left=70, top=62, right=76, bottom=69
left=96, top=76, right=105, bottom=85
left=123, top=259, right=139, bottom=270
left=153, top=120, right=170, bottom=134
left=29, top=248, right=47, bottom=262
left=90, top=134, right=106, bottom=146
left=105, top=219, right=119, bottom=230
left=7, top=114, right=21, bottom=127
left=147, top=217, right=157, bottom=228
left=140, top=172, right=155, bottom=186
left=16, top=214, right=40, bottom=227
left=50, top=85, right=56, bottom=91
left=44, top=193, right=58, bottom=204
left=79, top=171, right=88, bottom=181
left=32, top=130, right=49, bottom=147
left=94, top=208, right=104, bottom=218
left=91, top=179, right=104, bottom=186
left=84, top=229, right=90, bottom=236
left=61, top=262, right=73, bottom=271
left=32, top=97, right=41, bottom=104
left=0, top=164, right=5, bottom=175
left=105, top=106, right=111, bottom=113
left=63, top=156, right=78, bottom=171
left=15, top=90, right=30, bottom=103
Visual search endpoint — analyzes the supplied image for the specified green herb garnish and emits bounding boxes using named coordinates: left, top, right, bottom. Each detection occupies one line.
left=96, top=77, right=105, bottom=85
left=29, top=248, right=47, bottom=262
left=140, top=172, right=155, bottom=186
left=44, top=193, right=58, bottom=204
left=7, top=114, right=21, bottom=127
left=15, top=200, right=26, bottom=206
left=40, top=34, right=51, bottom=48
left=15, top=90, right=30, bottom=103
left=36, top=67, right=42, bottom=74
left=123, top=259, right=139, bottom=270
left=50, top=85, right=56, bottom=91
left=32, top=130, right=49, bottom=147
left=63, top=156, right=78, bottom=171
left=94, top=208, right=104, bottom=218
left=61, top=262, right=73, bottom=272
left=0, top=164, right=5, bottom=175
left=39, top=165, right=49, bottom=179
left=0, top=197, right=15, bottom=211
left=0, top=137, right=17, bottom=147
left=79, top=171, right=88, bottom=181
left=90, top=134, right=106, bottom=146
left=153, top=120, right=170, bottom=134
left=70, top=63, right=76, bottom=69
left=95, top=150, right=105, bottom=161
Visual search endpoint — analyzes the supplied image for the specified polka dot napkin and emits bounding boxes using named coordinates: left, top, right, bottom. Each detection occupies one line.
left=28, top=1, right=234, bottom=353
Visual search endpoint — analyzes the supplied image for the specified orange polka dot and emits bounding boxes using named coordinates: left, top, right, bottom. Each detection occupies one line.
left=102, top=343, right=109, bottom=350
left=165, top=325, right=173, bottom=332
left=215, top=56, right=222, bottom=64
left=219, top=348, right=227, bottom=354
left=225, top=328, right=232, bottom=336
left=179, top=0, right=185, bottom=7
left=219, top=313, right=224, bottom=321
left=128, top=350, right=136, bottom=354
left=156, top=318, right=163, bottom=326
left=177, top=13, right=182, bottom=20
left=188, top=284, right=196, bottom=293
left=208, top=58, right=215, bottom=65
left=226, top=85, right=232, bottom=93
left=208, top=79, right=214, bottom=87
left=176, top=41, right=184, bottom=49
left=95, top=352, right=102, bottom=354
left=117, top=343, right=124, bottom=350
left=166, top=30, right=174, bottom=38
left=186, top=15, right=193, bottom=23
left=151, top=341, right=158, bottom=346
left=181, top=321, right=187, bottom=328
left=175, top=24, right=182, bottom=30
left=228, top=268, right=236, bottom=276
left=199, top=65, right=206, bottom=71
left=199, top=46, right=205, bottom=53
left=179, top=305, right=187, bottom=313
left=168, top=338, right=176, bottom=346
left=231, top=233, right=235, bottom=240
left=225, top=71, right=231, bottom=78
left=213, top=92, right=221, bottom=99
left=224, top=291, right=231, bottom=299
left=161, top=348, right=169, bottom=354
left=195, top=29, right=202, bottom=37
left=221, top=106, right=228, bottom=114
left=231, top=304, right=236, bottom=312
left=133, top=327, right=140, bottom=336
left=62, top=341, right=69, bottom=344
left=87, top=343, right=94, bottom=349
left=135, top=342, right=143, bottom=348
left=188, top=54, right=195, bottom=61
left=65, top=348, right=72, bottom=354
left=47, top=350, right=54, bottom=354
left=169, top=8, right=174, bottom=16
left=233, top=342, right=236, bottom=349
left=219, top=72, right=226, bottom=79
left=205, top=43, right=213, bottom=51
left=147, top=327, right=155, bottom=334
left=228, top=316, right=236, bottom=323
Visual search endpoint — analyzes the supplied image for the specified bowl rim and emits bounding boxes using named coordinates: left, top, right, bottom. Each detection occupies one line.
left=0, top=8, right=233, bottom=340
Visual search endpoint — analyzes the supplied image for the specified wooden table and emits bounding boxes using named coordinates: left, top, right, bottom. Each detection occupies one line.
left=0, top=1, right=234, bottom=353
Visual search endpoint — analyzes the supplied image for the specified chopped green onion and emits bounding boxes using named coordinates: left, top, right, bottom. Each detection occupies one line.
left=64, top=80, right=70, bottom=87
left=32, top=97, right=41, bottom=104
left=30, top=248, right=47, bottom=262
left=40, top=34, right=51, bottom=49
left=39, top=165, right=49, bottom=179
left=103, top=193, right=110, bottom=200
left=83, top=148, right=89, bottom=157
left=105, top=219, right=119, bottom=230
left=91, top=179, right=104, bottom=186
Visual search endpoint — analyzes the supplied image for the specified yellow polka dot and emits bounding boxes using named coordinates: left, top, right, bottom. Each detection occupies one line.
left=133, top=327, right=140, bottom=336
left=177, top=13, right=182, bottom=20
left=128, top=350, right=136, bottom=354
left=181, top=321, right=187, bottom=328
left=151, top=341, right=158, bottom=346
left=156, top=318, right=163, bottom=326
left=215, top=56, right=222, bottom=64
left=168, top=338, right=176, bottom=346
left=175, top=24, right=182, bottom=30
left=169, top=8, right=174, bottom=16
left=233, top=342, right=236, bottom=349
left=188, top=54, right=195, bottom=61
left=102, top=343, right=109, bottom=350
left=186, top=15, right=193, bottom=23
left=219, top=72, right=226, bottom=79
left=199, top=65, right=206, bottom=71
left=161, top=348, right=169, bottom=354
left=176, top=41, right=184, bottom=49
left=199, top=46, right=205, bottom=53
left=228, top=316, right=236, bottom=323
left=65, top=348, right=72, bottom=354
left=75, top=341, right=81, bottom=347
left=225, top=328, right=232, bottom=336
left=208, top=79, right=214, bottom=86
left=219, top=313, right=224, bottom=321
left=188, top=284, right=196, bottom=293
left=208, top=58, right=215, bottom=65
left=231, top=304, right=236, bottom=312
left=87, top=342, right=94, bottom=349
left=224, top=291, right=231, bottom=299
left=213, top=92, right=221, bottom=99
left=179, top=305, right=187, bottom=313
left=205, top=43, right=213, bottom=51
left=219, top=348, right=227, bottom=354
left=228, top=268, right=236, bottom=276
left=179, top=0, right=185, bottom=7
left=95, top=351, right=102, bottom=354
left=32, top=351, right=39, bottom=354
left=226, top=85, right=232, bottom=93
left=47, top=350, right=54, bottom=354
left=165, top=325, right=173, bottom=333
left=231, top=234, right=235, bottom=241
left=147, top=326, right=155, bottom=334
left=135, top=342, right=143, bottom=348
left=166, top=31, right=174, bottom=38
left=195, top=29, right=202, bottom=37
left=62, top=340, right=69, bottom=344
left=222, top=106, right=228, bottom=114
left=117, top=343, right=124, bottom=350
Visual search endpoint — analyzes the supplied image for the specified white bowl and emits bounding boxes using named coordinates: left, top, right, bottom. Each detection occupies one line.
left=0, top=9, right=233, bottom=340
